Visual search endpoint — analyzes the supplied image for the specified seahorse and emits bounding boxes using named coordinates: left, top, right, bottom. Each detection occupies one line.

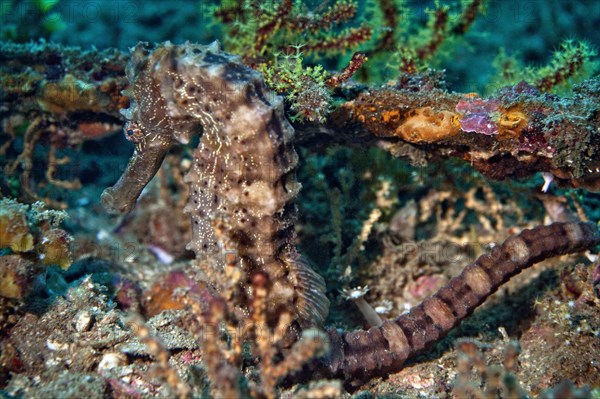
left=101, top=41, right=600, bottom=391
left=101, top=41, right=329, bottom=329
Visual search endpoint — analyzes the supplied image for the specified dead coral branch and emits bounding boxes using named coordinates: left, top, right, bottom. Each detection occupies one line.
left=3, top=42, right=600, bottom=192
left=318, top=79, right=600, bottom=191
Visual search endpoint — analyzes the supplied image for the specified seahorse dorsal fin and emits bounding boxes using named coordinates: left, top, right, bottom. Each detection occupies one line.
left=288, top=253, right=330, bottom=327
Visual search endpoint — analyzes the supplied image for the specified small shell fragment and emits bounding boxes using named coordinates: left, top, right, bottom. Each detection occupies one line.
left=98, top=352, right=128, bottom=371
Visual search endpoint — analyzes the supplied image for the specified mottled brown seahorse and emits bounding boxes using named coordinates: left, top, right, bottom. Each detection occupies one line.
left=101, top=41, right=600, bottom=390
left=101, top=41, right=329, bottom=329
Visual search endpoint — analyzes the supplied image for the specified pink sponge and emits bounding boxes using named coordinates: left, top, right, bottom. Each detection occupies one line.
left=456, top=98, right=500, bottom=135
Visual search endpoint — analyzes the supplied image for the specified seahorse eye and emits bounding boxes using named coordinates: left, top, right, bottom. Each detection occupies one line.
left=126, top=129, right=134, bottom=136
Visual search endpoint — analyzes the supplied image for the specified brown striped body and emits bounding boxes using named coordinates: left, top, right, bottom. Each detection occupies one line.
left=290, top=222, right=600, bottom=390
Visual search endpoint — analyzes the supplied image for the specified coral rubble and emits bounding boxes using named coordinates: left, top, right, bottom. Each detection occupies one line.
left=0, top=198, right=72, bottom=299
